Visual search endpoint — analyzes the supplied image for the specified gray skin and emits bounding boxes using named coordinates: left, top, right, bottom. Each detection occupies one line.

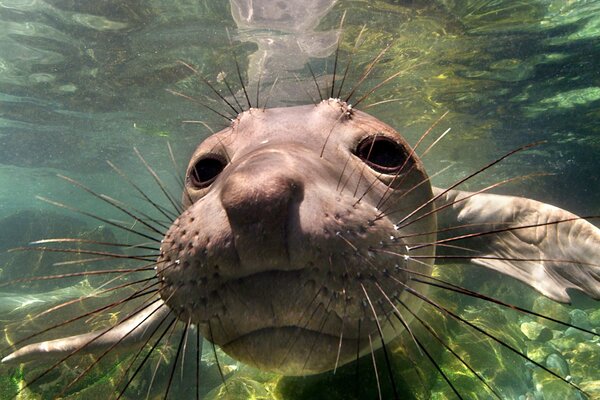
left=3, top=99, right=600, bottom=376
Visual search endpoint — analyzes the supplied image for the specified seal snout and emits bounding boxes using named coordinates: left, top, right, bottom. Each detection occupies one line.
left=220, top=151, right=305, bottom=271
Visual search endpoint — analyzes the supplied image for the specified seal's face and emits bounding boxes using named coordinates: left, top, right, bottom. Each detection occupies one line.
left=157, top=99, right=436, bottom=375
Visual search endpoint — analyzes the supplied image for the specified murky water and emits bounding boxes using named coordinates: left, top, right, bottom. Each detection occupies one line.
left=0, top=0, right=599, bottom=399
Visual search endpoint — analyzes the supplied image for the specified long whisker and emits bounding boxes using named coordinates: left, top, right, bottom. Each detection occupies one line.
left=166, top=89, right=233, bottom=121
left=330, top=10, right=347, bottom=99
left=262, top=76, right=279, bottom=111
left=134, top=148, right=183, bottom=216
left=208, top=320, right=229, bottom=395
left=195, top=326, right=202, bottom=400
left=107, top=160, right=179, bottom=223
left=11, top=246, right=156, bottom=262
left=307, top=63, right=324, bottom=102
left=392, top=142, right=542, bottom=227
left=14, top=296, right=162, bottom=398
left=411, top=277, right=597, bottom=336
left=164, top=321, right=189, bottom=399
left=36, top=196, right=162, bottom=243
left=361, top=284, right=399, bottom=400
left=56, top=298, right=170, bottom=398
left=367, top=333, right=383, bottom=400
left=352, top=70, right=405, bottom=108
left=398, top=280, right=588, bottom=396
left=337, top=25, right=367, bottom=99
left=117, top=310, right=177, bottom=400
left=345, top=44, right=391, bottom=104
left=4, top=280, right=159, bottom=353
left=29, top=238, right=159, bottom=252
left=374, top=282, right=421, bottom=356
left=408, top=215, right=600, bottom=252
left=392, top=173, right=550, bottom=230
left=176, top=60, right=240, bottom=116
left=397, top=298, right=502, bottom=399
left=375, top=110, right=450, bottom=211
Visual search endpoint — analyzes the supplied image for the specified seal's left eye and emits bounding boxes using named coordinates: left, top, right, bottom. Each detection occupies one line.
left=356, top=136, right=410, bottom=174
left=189, top=156, right=226, bottom=188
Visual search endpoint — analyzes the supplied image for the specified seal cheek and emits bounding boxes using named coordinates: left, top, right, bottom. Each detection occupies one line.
left=219, top=158, right=305, bottom=272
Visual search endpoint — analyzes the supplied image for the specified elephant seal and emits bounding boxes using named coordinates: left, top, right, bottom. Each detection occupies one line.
left=2, top=98, right=600, bottom=397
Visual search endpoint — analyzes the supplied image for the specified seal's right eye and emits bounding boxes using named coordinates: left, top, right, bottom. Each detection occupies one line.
left=189, top=156, right=226, bottom=188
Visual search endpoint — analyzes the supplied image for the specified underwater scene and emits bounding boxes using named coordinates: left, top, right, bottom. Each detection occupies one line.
left=0, top=0, right=599, bottom=399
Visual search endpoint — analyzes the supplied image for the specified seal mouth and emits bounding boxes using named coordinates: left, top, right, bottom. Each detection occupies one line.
left=219, top=326, right=366, bottom=376
left=221, top=325, right=343, bottom=347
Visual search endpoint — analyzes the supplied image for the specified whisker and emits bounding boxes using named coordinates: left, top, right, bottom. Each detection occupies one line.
left=355, top=319, right=362, bottom=392
left=408, top=215, right=600, bottom=252
left=107, top=160, right=179, bottom=223
left=362, top=98, right=403, bottom=110
left=344, top=44, right=390, bottom=104
left=117, top=310, right=177, bottom=400
left=56, top=298, right=170, bottom=398
left=224, top=29, right=252, bottom=110
left=336, top=24, right=367, bottom=99
left=176, top=59, right=240, bottom=116
left=375, top=110, right=450, bottom=211
left=307, top=63, right=324, bottom=102
left=255, top=66, right=262, bottom=109
left=196, top=326, right=202, bottom=400
left=166, top=89, right=233, bottom=121
left=336, top=154, right=352, bottom=192
left=352, top=70, right=405, bottom=108
left=134, top=148, right=183, bottom=216
left=392, top=142, right=543, bottom=227
left=330, top=10, right=347, bottom=99
left=208, top=320, right=229, bottom=395
left=400, top=281, right=588, bottom=396
left=14, top=296, right=162, bottom=398
left=29, top=238, right=160, bottom=252
left=167, top=142, right=189, bottom=201
left=367, top=333, right=383, bottom=400
left=319, top=111, right=346, bottom=158
left=220, top=74, right=244, bottom=114
left=361, top=284, right=399, bottom=400
left=4, top=280, right=159, bottom=353
left=301, top=295, right=335, bottom=374
left=262, top=76, right=279, bottom=111
left=397, top=298, right=502, bottom=399
left=278, top=287, right=327, bottom=368
left=32, top=275, right=157, bottom=322
left=293, top=73, right=319, bottom=106
left=36, top=196, right=162, bottom=243
left=412, top=277, right=598, bottom=336
left=419, top=127, right=451, bottom=158
left=374, top=282, right=421, bottom=356
left=412, top=332, right=464, bottom=399
left=11, top=246, right=156, bottom=262
left=164, top=321, right=188, bottom=399
left=391, top=173, right=550, bottom=230
left=0, top=267, right=155, bottom=288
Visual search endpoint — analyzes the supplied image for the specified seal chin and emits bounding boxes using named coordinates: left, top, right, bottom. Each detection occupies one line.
left=221, top=326, right=364, bottom=376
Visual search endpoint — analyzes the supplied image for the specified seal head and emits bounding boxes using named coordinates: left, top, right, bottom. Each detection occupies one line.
left=157, top=99, right=437, bottom=375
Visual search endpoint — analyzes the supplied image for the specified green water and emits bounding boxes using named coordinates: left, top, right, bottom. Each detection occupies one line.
left=0, top=0, right=599, bottom=399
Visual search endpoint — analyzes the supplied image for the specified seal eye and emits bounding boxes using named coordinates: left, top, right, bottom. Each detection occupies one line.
left=189, top=156, right=226, bottom=188
left=356, top=136, right=410, bottom=174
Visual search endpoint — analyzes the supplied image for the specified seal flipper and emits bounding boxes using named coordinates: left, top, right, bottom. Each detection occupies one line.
left=2, top=299, right=171, bottom=364
left=432, top=187, right=600, bottom=303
